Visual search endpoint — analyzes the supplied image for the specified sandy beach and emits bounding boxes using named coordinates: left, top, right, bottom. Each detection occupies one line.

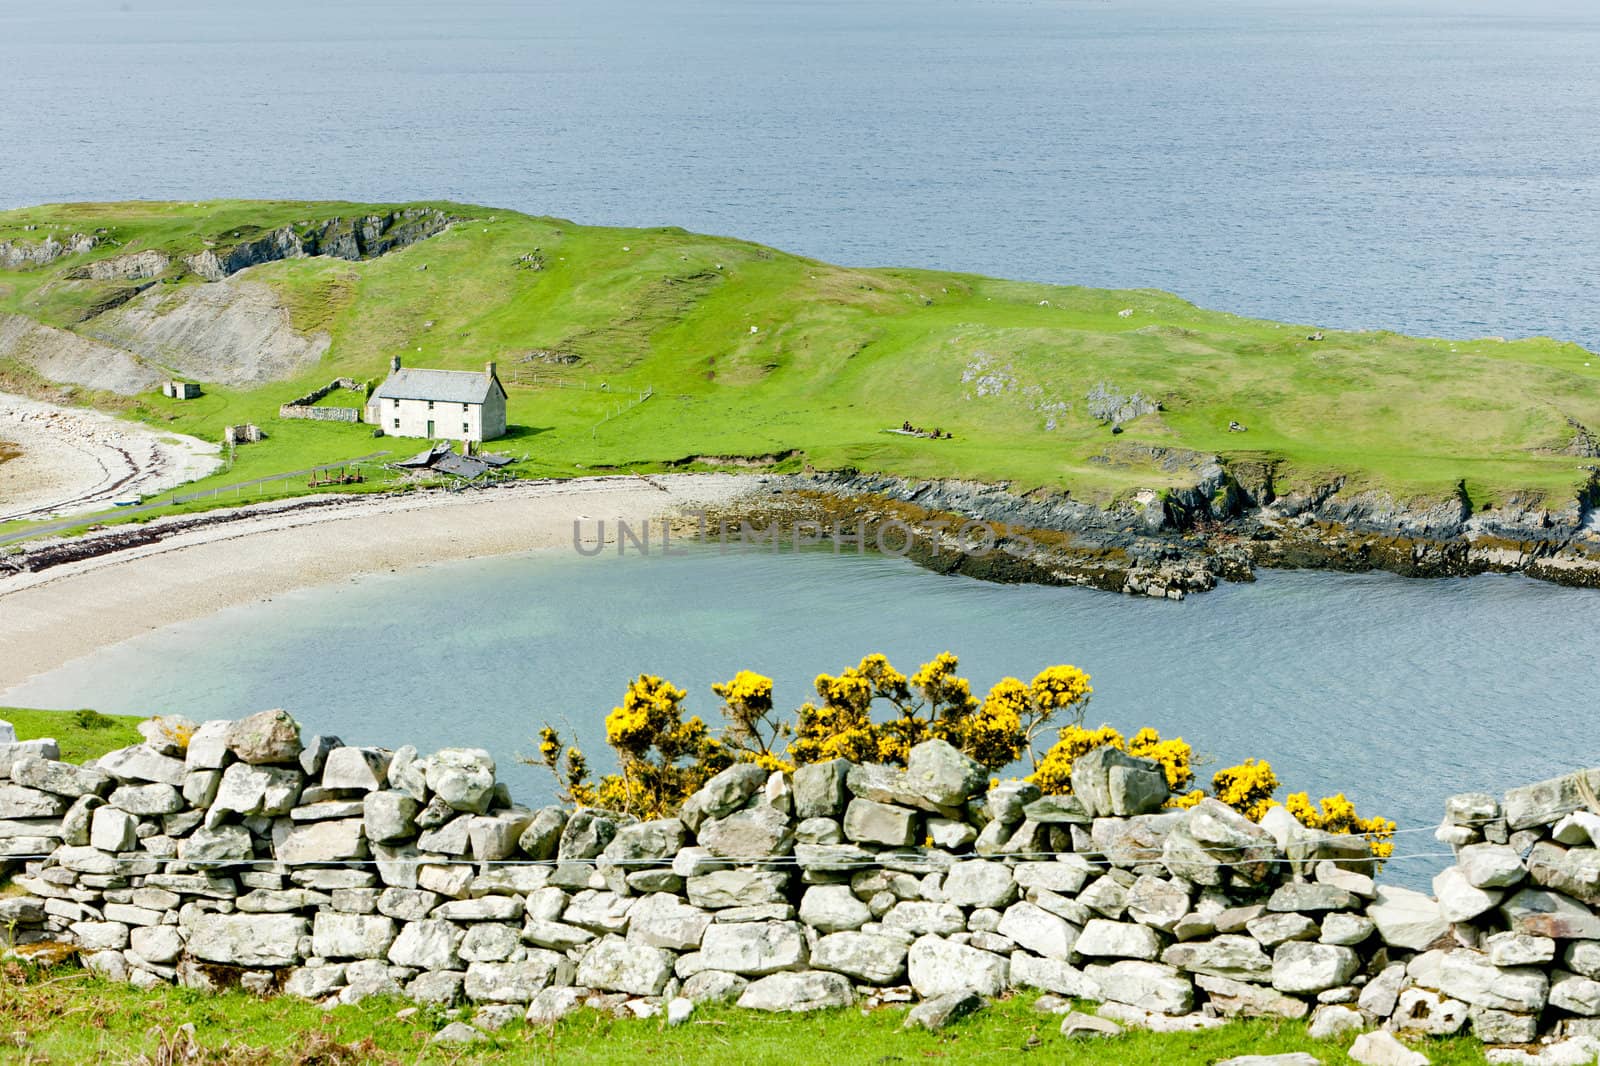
left=0, top=473, right=751, bottom=694
left=0, top=391, right=221, bottom=522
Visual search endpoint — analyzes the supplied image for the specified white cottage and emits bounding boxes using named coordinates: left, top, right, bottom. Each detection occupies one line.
left=368, top=356, right=508, bottom=443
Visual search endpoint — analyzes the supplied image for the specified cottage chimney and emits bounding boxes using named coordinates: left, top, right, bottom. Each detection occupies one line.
left=390, top=355, right=402, bottom=373
left=485, top=360, right=496, bottom=380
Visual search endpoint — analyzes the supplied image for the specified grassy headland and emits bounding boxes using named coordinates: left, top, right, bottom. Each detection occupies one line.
left=1, top=199, right=1596, bottom=544
left=0, top=705, right=142, bottom=763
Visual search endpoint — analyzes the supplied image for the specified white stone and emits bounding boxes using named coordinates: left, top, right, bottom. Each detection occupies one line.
left=737, top=971, right=853, bottom=1012
left=1348, top=1030, right=1430, bottom=1066
left=1082, top=960, right=1194, bottom=1015
left=997, top=901, right=1077, bottom=960
left=700, top=920, right=808, bottom=975
left=574, top=933, right=675, bottom=995
left=907, top=934, right=1008, bottom=998
left=1076, top=919, right=1161, bottom=960
left=1433, top=865, right=1504, bottom=923
left=941, top=860, right=1016, bottom=909
left=1367, top=885, right=1449, bottom=951
left=387, top=920, right=462, bottom=970
left=810, top=930, right=908, bottom=985
left=799, top=885, right=871, bottom=933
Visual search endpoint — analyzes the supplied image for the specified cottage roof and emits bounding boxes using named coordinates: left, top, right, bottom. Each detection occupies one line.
left=372, top=367, right=502, bottom=405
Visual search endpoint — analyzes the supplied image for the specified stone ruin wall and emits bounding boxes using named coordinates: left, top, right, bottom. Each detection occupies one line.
left=4, top=710, right=1600, bottom=1059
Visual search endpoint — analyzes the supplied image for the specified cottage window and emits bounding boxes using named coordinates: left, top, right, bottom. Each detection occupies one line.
left=427, top=400, right=434, bottom=410
left=392, top=418, right=399, bottom=429
left=462, top=403, right=469, bottom=412
left=462, top=422, right=469, bottom=434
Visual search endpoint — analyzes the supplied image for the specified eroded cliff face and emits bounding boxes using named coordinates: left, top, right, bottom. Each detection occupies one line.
left=83, top=280, right=332, bottom=388
left=0, top=209, right=452, bottom=395
left=182, top=208, right=452, bottom=281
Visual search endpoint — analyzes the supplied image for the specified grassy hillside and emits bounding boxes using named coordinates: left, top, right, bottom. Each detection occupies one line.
left=2, top=199, right=1597, bottom=527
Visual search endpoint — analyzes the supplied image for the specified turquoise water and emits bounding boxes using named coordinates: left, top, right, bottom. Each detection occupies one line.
left=5, top=545, right=1597, bottom=885
left=3, top=0, right=1598, bottom=349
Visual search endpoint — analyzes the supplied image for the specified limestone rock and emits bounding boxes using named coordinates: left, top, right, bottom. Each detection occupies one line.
left=1457, top=843, right=1526, bottom=888
left=388, top=919, right=463, bottom=970
left=997, top=901, right=1077, bottom=960
left=799, top=885, right=871, bottom=933
left=276, top=818, right=368, bottom=864
left=1077, top=919, right=1163, bottom=961
left=187, top=913, right=308, bottom=967
left=363, top=790, right=421, bottom=843
left=1072, top=746, right=1169, bottom=817
left=1348, top=1030, right=1430, bottom=1066
left=603, top=817, right=685, bottom=863
left=626, top=892, right=711, bottom=952
left=322, top=747, right=391, bottom=792
left=686, top=869, right=788, bottom=909
left=680, top=763, right=767, bottom=831
left=424, top=748, right=496, bottom=814
left=1161, top=935, right=1272, bottom=982
left=941, top=860, right=1016, bottom=909
left=96, top=745, right=187, bottom=786
left=842, top=798, right=918, bottom=847
left=10, top=755, right=112, bottom=798
left=518, top=805, right=568, bottom=859
left=904, top=740, right=986, bottom=807
left=793, top=759, right=850, bottom=819
left=1271, top=942, right=1358, bottom=995
left=1502, top=887, right=1600, bottom=940
left=1082, top=960, right=1194, bottom=1014
left=1367, top=885, right=1449, bottom=950
left=575, top=934, right=675, bottom=995
left=700, top=920, right=808, bottom=975
left=312, top=912, right=397, bottom=960
left=698, top=805, right=794, bottom=858
left=811, top=930, right=908, bottom=984
left=463, top=953, right=574, bottom=1003
left=1433, top=865, right=1504, bottom=923
left=737, top=970, right=853, bottom=1012
left=226, top=710, right=303, bottom=765
left=907, top=935, right=1009, bottom=998
left=904, top=988, right=983, bottom=1030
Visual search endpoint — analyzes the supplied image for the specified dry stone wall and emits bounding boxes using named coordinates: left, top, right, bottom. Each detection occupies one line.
left=4, top=711, right=1600, bottom=1059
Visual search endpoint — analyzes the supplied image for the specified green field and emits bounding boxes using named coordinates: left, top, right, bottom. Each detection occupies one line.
left=1, top=198, right=1596, bottom=542
left=0, top=963, right=1488, bottom=1066
left=0, top=706, right=143, bottom=763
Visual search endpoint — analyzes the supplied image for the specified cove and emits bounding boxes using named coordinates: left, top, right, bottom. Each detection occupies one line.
left=5, top=545, right=1597, bottom=887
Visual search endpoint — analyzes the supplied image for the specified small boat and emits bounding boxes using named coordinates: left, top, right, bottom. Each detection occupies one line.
left=112, top=497, right=142, bottom=508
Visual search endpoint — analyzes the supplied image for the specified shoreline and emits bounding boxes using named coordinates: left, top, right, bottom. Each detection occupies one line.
left=0, top=473, right=749, bottom=695
left=0, top=390, right=221, bottom=523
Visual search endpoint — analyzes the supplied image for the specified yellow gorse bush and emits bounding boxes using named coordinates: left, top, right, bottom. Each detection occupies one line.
left=1286, top=790, right=1397, bottom=859
left=532, top=652, right=1393, bottom=859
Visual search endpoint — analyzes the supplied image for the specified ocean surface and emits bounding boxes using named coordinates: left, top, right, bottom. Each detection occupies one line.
left=6, top=545, right=1598, bottom=886
left=2, top=0, right=1598, bottom=349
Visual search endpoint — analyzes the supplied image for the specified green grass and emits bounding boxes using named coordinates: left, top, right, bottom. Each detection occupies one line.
left=0, top=965, right=1491, bottom=1065
left=0, top=706, right=143, bottom=763
left=1, top=198, right=1597, bottom=536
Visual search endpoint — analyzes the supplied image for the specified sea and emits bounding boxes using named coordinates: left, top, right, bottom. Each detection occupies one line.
left=2, top=0, right=1599, bottom=885
left=1, top=0, right=1597, bottom=349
